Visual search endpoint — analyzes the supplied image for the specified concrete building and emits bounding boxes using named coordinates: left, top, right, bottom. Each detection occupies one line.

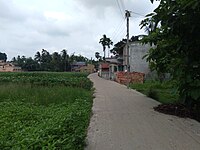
left=0, top=60, right=22, bottom=72
left=123, top=41, right=151, bottom=75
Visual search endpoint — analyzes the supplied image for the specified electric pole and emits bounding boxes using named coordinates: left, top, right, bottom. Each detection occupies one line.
left=125, top=10, right=131, bottom=72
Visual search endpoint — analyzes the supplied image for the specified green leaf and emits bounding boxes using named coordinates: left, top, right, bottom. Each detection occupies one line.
left=190, top=89, right=200, bottom=100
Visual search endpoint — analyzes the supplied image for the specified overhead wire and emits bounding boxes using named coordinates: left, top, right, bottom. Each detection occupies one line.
left=115, top=0, right=125, bottom=19
left=130, top=11, right=145, bottom=17
left=111, top=17, right=126, bottom=42
left=112, top=0, right=146, bottom=45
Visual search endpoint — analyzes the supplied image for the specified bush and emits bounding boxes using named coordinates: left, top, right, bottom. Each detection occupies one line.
left=147, top=87, right=159, bottom=100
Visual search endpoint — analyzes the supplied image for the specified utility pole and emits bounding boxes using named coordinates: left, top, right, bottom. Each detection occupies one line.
left=125, top=10, right=131, bottom=72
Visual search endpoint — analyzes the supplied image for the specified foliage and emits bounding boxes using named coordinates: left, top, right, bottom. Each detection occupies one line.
left=0, top=72, right=92, bottom=90
left=99, top=34, right=113, bottom=59
left=12, top=49, right=93, bottom=72
left=140, top=0, right=200, bottom=107
left=95, top=52, right=101, bottom=60
left=110, top=39, right=126, bottom=56
left=130, top=81, right=179, bottom=104
left=0, top=52, right=7, bottom=62
left=147, top=87, right=159, bottom=100
left=0, top=72, right=93, bottom=149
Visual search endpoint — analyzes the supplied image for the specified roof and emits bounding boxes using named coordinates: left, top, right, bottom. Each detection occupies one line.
left=71, top=61, right=86, bottom=66
left=101, top=63, right=109, bottom=69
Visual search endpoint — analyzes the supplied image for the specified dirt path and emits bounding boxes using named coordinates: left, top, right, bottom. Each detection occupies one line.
left=85, top=73, right=200, bottom=150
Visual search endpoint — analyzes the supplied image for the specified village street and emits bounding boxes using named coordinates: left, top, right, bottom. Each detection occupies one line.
left=85, top=73, right=200, bottom=150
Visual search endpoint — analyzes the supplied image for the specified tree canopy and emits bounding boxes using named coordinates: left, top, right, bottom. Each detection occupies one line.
left=12, top=50, right=93, bottom=72
left=140, top=0, right=200, bottom=107
left=99, top=34, right=113, bottom=60
left=0, top=52, right=7, bottom=62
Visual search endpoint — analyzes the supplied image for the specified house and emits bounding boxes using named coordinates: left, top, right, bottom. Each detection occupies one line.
left=80, top=64, right=95, bottom=74
left=71, top=61, right=86, bottom=72
left=98, top=63, right=109, bottom=79
left=122, top=37, right=151, bottom=75
left=0, top=60, right=22, bottom=72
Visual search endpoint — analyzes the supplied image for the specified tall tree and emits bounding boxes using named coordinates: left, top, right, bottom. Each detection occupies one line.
left=61, top=49, right=68, bottom=71
left=51, top=52, right=62, bottom=71
left=41, top=49, right=52, bottom=71
left=140, top=0, right=200, bottom=108
left=99, top=34, right=113, bottom=60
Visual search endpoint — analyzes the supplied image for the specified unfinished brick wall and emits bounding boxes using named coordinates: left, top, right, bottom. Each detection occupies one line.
left=115, top=71, right=145, bottom=85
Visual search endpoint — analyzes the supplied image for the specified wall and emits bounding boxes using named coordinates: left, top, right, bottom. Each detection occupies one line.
left=115, top=71, right=145, bottom=85
left=0, top=61, right=22, bottom=72
left=80, top=64, right=95, bottom=74
left=123, top=42, right=151, bottom=75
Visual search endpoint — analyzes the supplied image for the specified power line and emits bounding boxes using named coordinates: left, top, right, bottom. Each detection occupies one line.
left=120, top=0, right=126, bottom=11
left=111, top=18, right=126, bottom=41
left=130, top=11, right=145, bottom=17
left=115, top=0, right=125, bottom=18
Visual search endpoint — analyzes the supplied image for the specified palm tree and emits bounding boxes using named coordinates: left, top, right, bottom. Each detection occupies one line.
left=34, top=51, right=41, bottom=63
left=61, top=49, right=68, bottom=71
left=99, top=34, right=113, bottom=60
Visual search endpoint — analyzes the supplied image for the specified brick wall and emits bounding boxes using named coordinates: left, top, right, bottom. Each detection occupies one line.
left=115, top=71, right=145, bottom=85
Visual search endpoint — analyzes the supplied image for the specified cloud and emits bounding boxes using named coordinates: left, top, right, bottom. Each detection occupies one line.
left=0, top=0, right=159, bottom=60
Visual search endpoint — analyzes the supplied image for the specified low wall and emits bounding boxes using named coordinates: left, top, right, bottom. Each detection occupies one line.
left=115, top=71, right=145, bottom=85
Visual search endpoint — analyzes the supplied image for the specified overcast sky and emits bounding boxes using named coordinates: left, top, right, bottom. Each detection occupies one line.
left=0, top=0, right=159, bottom=60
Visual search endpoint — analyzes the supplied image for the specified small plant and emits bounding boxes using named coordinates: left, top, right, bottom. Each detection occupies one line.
left=147, top=87, right=159, bottom=100
left=0, top=72, right=93, bottom=149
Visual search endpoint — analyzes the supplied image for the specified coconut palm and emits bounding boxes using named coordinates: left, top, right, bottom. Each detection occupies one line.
left=99, top=34, right=113, bottom=60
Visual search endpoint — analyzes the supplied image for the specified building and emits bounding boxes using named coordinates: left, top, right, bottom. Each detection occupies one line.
left=123, top=40, right=151, bottom=75
left=80, top=64, right=95, bottom=74
left=0, top=60, right=22, bottom=72
left=71, top=61, right=86, bottom=72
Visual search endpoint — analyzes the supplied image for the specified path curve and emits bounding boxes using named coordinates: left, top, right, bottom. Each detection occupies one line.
left=85, top=73, right=200, bottom=150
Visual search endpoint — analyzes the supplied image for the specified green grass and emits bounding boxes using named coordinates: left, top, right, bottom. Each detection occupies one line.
left=130, top=81, right=179, bottom=104
left=0, top=72, right=93, bottom=150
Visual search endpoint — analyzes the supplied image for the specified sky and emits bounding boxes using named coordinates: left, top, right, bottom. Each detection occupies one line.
left=0, top=0, right=159, bottom=60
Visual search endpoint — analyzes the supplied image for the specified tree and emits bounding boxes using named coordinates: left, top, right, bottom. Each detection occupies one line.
left=61, top=49, right=69, bottom=71
left=140, top=0, right=200, bottom=108
left=41, top=49, right=52, bottom=71
left=110, top=39, right=126, bottom=56
left=95, top=52, right=101, bottom=60
left=99, top=34, right=113, bottom=60
left=34, top=51, right=41, bottom=63
left=0, top=52, right=7, bottom=62
left=51, top=52, right=62, bottom=71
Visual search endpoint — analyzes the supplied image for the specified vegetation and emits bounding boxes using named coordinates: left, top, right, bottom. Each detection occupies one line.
left=99, top=34, right=113, bottom=60
left=0, top=72, right=93, bottom=149
left=0, top=52, right=7, bottom=62
left=140, top=0, right=200, bottom=109
left=11, top=49, right=97, bottom=72
left=130, top=81, right=179, bottom=104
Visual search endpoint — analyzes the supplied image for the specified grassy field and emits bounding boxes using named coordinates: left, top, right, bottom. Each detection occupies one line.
left=0, top=72, right=93, bottom=150
left=130, top=81, right=179, bottom=104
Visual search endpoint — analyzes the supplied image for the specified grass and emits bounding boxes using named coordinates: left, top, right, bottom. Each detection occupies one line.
left=0, top=72, right=93, bottom=150
left=130, top=81, right=179, bottom=104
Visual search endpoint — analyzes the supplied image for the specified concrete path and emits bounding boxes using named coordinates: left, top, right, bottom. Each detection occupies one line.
left=85, top=73, right=200, bottom=150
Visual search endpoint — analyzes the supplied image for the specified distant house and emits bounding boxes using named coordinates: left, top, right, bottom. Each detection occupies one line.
left=71, top=61, right=86, bottom=72
left=99, top=63, right=109, bottom=79
left=0, top=60, right=22, bottom=72
left=71, top=62, right=95, bottom=73
left=80, top=64, right=95, bottom=74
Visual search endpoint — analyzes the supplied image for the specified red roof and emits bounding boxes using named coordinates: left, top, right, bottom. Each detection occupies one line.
left=101, top=63, right=109, bottom=69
